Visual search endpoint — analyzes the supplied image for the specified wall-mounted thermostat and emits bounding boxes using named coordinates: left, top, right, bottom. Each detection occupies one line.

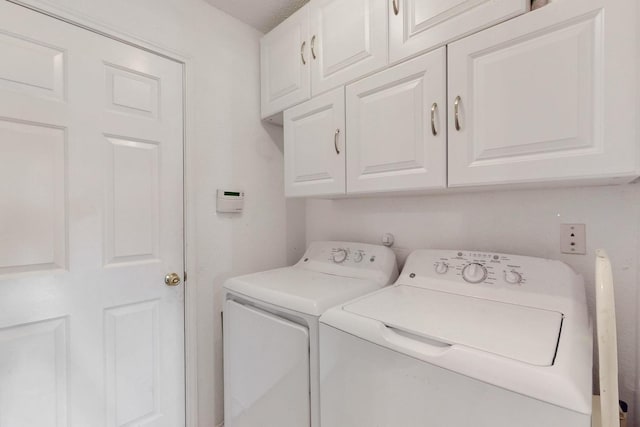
left=216, top=190, right=244, bottom=213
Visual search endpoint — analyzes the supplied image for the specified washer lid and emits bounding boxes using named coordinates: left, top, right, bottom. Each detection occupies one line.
left=224, top=267, right=385, bottom=317
left=344, top=285, right=563, bottom=366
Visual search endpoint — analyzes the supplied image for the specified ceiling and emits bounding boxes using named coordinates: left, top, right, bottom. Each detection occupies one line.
left=205, top=0, right=308, bottom=33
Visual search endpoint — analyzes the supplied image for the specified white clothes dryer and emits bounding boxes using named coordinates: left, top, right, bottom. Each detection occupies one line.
left=320, top=249, right=592, bottom=427
left=223, top=241, right=398, bottom=427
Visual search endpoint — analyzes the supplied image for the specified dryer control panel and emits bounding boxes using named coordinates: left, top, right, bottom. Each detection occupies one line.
left=297, top=241, right=400, bottom=287
left=301, top=242, right=394, bottom=268
left=329, top=247, right=368, bottom=264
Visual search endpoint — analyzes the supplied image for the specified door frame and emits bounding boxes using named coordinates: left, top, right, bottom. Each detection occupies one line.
left=5, top=1, right=200, bottom=425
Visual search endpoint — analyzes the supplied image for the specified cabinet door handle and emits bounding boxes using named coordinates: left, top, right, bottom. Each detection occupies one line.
left=311, top=35, right=317, bottom=59
left=334, top=128, right=341, bottom=154
left=393, top=0, right=399, bottom=15
left=300, top=41, right=307, bottom=65
left=430, top=102, right=438, bottom=136
left=454, top=96, right=462, bottom=131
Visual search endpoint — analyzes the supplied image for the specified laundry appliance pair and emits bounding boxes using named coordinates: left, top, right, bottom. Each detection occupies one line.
left=223, top=241, right=592, bottom=427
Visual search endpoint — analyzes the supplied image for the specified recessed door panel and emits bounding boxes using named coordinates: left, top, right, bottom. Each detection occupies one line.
left=0, top=318, right=68, bottom=427
left=105, top=136, right=160, bottom=265
left=105, top=64, right=159, bottom=119
left=0, top=30, right=65, bottom=100
left=105, top=301, right=160, bottom=427
left=293, top=108, right=336, bottom=181
left=472, top=24, right=594, bottom=159
left=0, top=119, right=66, bottom=274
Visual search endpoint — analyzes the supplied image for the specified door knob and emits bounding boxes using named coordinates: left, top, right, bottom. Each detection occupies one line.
left=165, top=272, right=182, bottom=286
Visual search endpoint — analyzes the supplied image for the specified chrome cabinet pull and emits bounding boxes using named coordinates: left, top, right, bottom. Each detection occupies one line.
left=393, top=0, right=399, bottom=15
left=430, top=103, right=438, bottom=136
left=454, top=96, right=462, bottom=131
left=334, top=128, right=340, bottom=154
left=311, top=35, right=317, bottom=59
left=300, top=41, right=307, bottom=65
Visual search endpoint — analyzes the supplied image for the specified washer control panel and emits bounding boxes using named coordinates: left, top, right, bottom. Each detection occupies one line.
left=401, top=249, right=583, bottom=311
left=429, top=251, right=527, bottom=286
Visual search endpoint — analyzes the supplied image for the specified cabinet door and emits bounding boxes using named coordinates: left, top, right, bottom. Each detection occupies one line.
left=346, top=48, right=446, bottom=194
left=261, top=6, right=310, bottom=122
left=448, top=0, right=640, bottom=187
left=310, top=0, right=388, bottom=96
left=284, top=87, right=346, bottom=197
left=389, top=0, right=528, bottom=64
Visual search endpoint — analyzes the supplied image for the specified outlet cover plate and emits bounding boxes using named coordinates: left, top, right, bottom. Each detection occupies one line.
left=561, top=223, right=586, bottom=255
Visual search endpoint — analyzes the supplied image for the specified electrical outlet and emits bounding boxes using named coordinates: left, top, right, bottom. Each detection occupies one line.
left=560, top=224, right=586, bottom=255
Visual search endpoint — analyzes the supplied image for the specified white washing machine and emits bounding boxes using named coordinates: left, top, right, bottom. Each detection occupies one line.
left=223, top=241, right=398, bottom=427
left=320, top=249, right=593, bottom=427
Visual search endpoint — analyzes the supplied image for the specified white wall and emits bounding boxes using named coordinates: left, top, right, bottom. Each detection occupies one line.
left=20, top=0, right=306, bottom=425
left=307, top=184, right=640, bottom=423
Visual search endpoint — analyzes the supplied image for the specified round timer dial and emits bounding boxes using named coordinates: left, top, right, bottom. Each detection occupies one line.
left=462, top=263, right=488, bottom=283
left=332, top=249, right=348, bottom=264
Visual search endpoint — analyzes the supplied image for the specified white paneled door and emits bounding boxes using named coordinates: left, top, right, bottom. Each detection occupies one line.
left=0, top=3, right=185, bottom=427
left=309, top=0, right=388, bottom=96
left=260, top=5, right=310, bottom=121
left=447, top=0, right=638, bottom=187
left=346, top=47, right=446, bottom=194
left=284, top=87, right=346, bottom=197
left=388, top=0, right=529, bottom=64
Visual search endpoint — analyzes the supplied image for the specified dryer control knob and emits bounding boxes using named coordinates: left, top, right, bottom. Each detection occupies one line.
left=462, top=263, right=488, bottom=283
left=434, top=262, right=449, bottom=274
left=332, top=249, right=348, bottom=264
left=353, top=252, right=364, bottom=263
left=504, top=270, right=523, bottom=285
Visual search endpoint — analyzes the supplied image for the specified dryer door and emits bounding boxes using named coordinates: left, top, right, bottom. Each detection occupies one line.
left=223, top=300, right=310, bottom=427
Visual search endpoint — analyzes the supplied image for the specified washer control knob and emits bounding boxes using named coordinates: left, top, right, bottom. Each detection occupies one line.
left=332, top=249, right=348, bottom=264
left=504, top=270, right=523, bottom=285
left=434, top=262, right=449, bottom=274
left=353, top=252, right=364, bottom=263
left=462, top=263, right=488, bottom=284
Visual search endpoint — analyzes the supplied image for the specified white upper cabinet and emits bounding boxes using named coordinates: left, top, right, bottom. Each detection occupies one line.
left=346, top=47, right=446, bottom=194
left=279, top=0, right=640, bottom=197
left=261, top=5, right=310, bottom=122
left=389, top=0, right=529, bottom=64
left=284, top=87, right=346, bottom=197
left=309, top=0, right=388, bottom=96
left=447, top=0, right=640, bottom=187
